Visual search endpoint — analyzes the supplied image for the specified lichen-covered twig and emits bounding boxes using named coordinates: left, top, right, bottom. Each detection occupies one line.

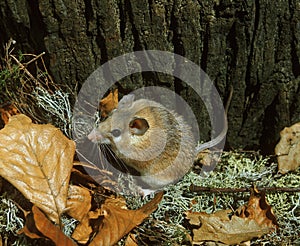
left=189, top=185, right=300, bottom=193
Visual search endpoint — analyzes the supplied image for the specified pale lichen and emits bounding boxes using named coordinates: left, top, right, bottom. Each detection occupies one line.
left=124, top=151, right=300, bottom=245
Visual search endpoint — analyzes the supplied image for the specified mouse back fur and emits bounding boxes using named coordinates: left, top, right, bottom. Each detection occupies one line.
left=88, top=94, right=196, bottom=189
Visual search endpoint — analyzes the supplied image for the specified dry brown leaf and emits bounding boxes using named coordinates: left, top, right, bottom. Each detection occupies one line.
left=186, top=210, right=271, bottom=245
left=275, top=122, right=300, bottom=173
left=89, top=191, right=164, bottom=246
left=33, top=206, right=77, bottom=246
left=67, top=185, right=92, bottom=222
left=72, top=222, right=92, bottom=244
left=0, top=114, right=75, bottom=224
left=20, top=205, right=77, bottom=246
left=186, top=189, right=277, bottom=245
left=196, top=149, right=220, bottom=168
left=18, top=215, right=42, bottom=240
left=124, top=233, right=138, bottom=246
left=66, top=185, right=92, bottom=244
left=0, top=103, right=19, bottom=125
left=99, top=89, right=118, bottom=118
left=238, top=187, right=278, bottom=229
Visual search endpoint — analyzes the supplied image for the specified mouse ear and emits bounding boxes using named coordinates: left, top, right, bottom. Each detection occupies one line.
left=129, top=118, right=149, bottom=135
left=118, top=94, right=135, bottom=108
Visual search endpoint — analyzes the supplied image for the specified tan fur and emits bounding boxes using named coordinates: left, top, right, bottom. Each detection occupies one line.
left=88, top=96, right=196, bottom=189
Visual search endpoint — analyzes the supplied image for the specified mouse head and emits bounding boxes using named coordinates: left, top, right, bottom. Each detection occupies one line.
left=88, top=94, right=167, bottom=162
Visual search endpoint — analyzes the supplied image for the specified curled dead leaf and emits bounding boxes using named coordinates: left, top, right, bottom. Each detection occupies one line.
left=89, top=191, right=164, bottom=246
left=67, top=185, right=92, bottom=222
left=20, top=205, right=77, bottom=246
left=196, top=149, right=220, bottom=169
left=186, top=188, right=277, bottom=245
left=125, top=233, right=138, bottom=246
left=275, top=122, right=300, bottom=173
left=186, top=210, right=271, bottom=245
left=99, top=89, right=118, bottom=118
left=0, top=114, right=75, bottom=224
left=0, top=103, right=19, bottom=125
left=237, top=187, right=278, bottom=229
left=66, top=185, right=92, bottom=244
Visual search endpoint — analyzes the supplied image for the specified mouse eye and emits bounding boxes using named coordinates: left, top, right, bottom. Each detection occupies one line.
left=111, top=129, right=121, bottom=137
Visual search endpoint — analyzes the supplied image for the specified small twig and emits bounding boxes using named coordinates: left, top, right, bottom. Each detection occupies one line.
left=9, top=54, right=38, bottom=83
left=4, top=38, right=16, bottom=70
left=190, top=185, right=300, bottom=193
left=24, top=52, right=46, bottom=66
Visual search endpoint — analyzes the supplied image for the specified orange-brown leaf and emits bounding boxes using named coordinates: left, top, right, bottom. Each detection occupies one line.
left=18, top=214, right=42, bottom=240
left=67, top=185, right=92, bottom=222
left=0, top=103, right=19, bottom=125
left=275, top=122, right=300, bottom=173
left=89, top=191, right=163, bottom=246
left=0, top=114, right=75, bottom=224
left=238, top=187, right=278, bottom=229
left=99, top=89, right=118, bottom=118
left=32, top=205, right=77, bottom=246
left=66, top=185, right=92, bottom=244
left=72, top=222, right=92, bottom=244
left=124, top=233, right=138, bottom=246
left=186, top=210, right=272, bottom=245
left=186, top=188, right=277, bottom=245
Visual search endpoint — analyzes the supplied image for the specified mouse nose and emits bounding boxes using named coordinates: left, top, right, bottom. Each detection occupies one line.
left=88, top=128, right=103, bottom=143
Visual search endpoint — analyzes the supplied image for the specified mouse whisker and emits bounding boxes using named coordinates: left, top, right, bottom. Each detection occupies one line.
left=100, top=144, right=131, bottom=174
left=96, top=144, right=108, bottom=169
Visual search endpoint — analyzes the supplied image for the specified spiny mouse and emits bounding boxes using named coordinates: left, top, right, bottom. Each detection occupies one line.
left=88, top=93, right=228, bottom=194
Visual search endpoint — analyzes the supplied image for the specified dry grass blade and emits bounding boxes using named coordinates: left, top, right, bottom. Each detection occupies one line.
left=1, top=40, right=75, bottom=137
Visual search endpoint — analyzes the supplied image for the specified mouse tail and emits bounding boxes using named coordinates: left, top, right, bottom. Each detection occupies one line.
left=195, top=119, right=228, bottom=153
left=195, top=85, right=232, bottom=154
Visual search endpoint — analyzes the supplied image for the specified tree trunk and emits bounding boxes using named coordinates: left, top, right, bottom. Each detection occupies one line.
left=0, top=0, right=299, bottom=153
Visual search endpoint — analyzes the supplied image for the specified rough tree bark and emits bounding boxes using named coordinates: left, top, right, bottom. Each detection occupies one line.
left=0, top=0, right=299, bottom=153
